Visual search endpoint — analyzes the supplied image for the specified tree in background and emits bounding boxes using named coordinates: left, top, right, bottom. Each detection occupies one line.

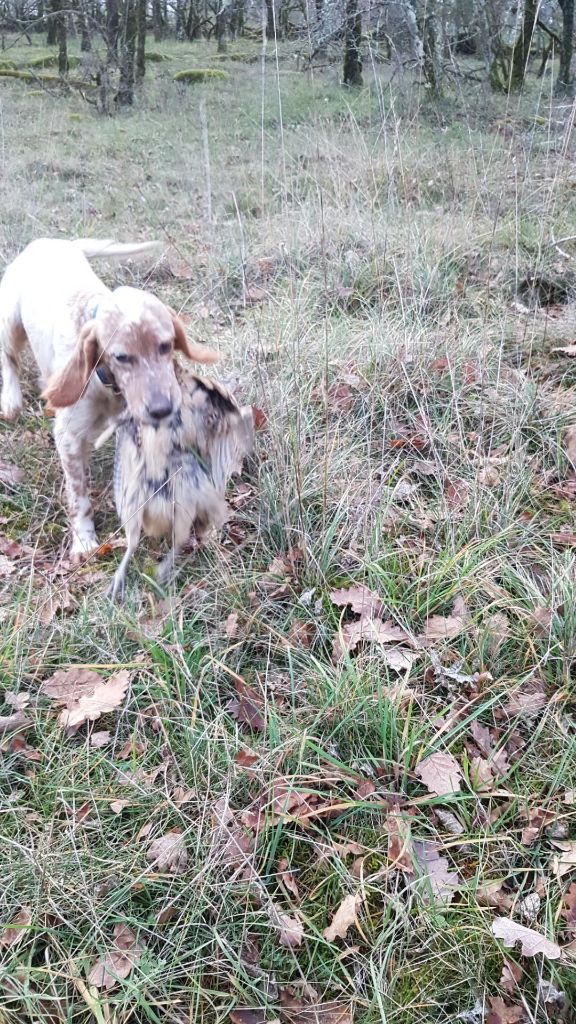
left=343, top=0, right=362, bottom=85
left=556, top=0, right=575, bottom=93
left=118, top=0, right=137, bottom=103
left=136, top=0, right=146, bottom=76
left=510, top=0, right=537, bottom=87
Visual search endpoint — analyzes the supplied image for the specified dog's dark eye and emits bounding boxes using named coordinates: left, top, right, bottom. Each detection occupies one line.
left=114, top=353, right=134, bottom=365
left=158, top=342, right=172, bottom=356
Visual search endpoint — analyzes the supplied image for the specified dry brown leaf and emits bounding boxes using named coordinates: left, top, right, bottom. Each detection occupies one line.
left=385, top=812, right=414, bottom=873
left=0, top=907, right=32, bottom=947
left=4, top=691, right=30, bottom=711
left=155, top=906, right=178, bottom=926
left=147, top=831, right=188, bottom=874
left=332, top=615, right=412, bottom=665
left=329, top=585, right=384, bottom=618
left=551, top=840, right=576, bottom=877
left=486, top=996, right=526, bottom=1024
left=521, top=807, right=558, bottom=847
left=561, top=883, right=576, bottom=933
left=229, top=1011, right=267, bottom=1024
left=235, top=749, right=259, bottom=770
left=550, top=532, right=576, bottom=547
left=279, top=994, right=352, bottom=1024
left=413, top=842, right=459, bottom=904
left=415, top=751, right=462, bottom=796
left=421, top=613, right=467, bottom=642
left=486, top=612, right=510, bottom=655
left=58, top=670, right=130, bottom=729
left=500, top=959, right=522, bottom=994
left=117, top=735, right=147, bottom=759
left=225, top=612, right=239, bottom=637
left=41, top=667, right=103, bottom=704
left=492, top=918, right=561, bottom=959
left=278, top=858, right=300, bottom=902
left=90, top=730, right=111, bottom=748
left=323, top=893, right=363, bottom=943
left=227, top=679, right=265, bottom=732
left=0, top=553, right=16, bottom=576
left=86, top=924, right=144, bottom=990
left=39, top=585, right=75, bottom=625
left=277, top=911, right=304, bottom=949
left=476, top=879, right=513, bottom=912
left=443, top=476, right=469, bottom=511
left=478, top=465, right=501, bottom=487
left=529, top=606, right=552, bottom=637
left=286, top=619, right=315, bottom=648
left=171, top=786, right=195, bottom=807
left=0, top=460, right=24, bottom=486
left=109, top=799, right=131, bottom=814
left=0, top=711, right=30, bottom=735
left=470, top=756, right=495, bottom=792
left=566, top=425, right=576, bottom=465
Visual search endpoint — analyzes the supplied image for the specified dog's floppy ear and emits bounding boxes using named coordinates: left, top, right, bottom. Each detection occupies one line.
left=168, top=307, right=219, bottom=365
left=42, top=322, right=100, bottom=409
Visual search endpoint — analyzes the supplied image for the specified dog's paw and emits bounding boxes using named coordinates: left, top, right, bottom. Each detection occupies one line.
left=70, top=533, right=100, bottom=564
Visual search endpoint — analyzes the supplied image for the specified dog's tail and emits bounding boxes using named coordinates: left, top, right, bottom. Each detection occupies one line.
left=73, top=238, right=162, bottom=261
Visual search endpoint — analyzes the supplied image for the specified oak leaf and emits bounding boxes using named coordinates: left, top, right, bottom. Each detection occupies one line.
left=0, top=907, right=32, bottom=948
left=147, top=831, right=188, bottom=874
left=415, top=751, right=462, bottom=796
left=329, top=585, right=384, bottom=618
left=492, top=918, right=561, bottom=960
left=86, top=924, right=144, bottom=990
left=323, top=893, right=363, bottom=943
left=58, top=670, right=130, bottom=729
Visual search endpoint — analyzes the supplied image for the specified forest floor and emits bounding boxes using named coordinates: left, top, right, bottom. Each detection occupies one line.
left=0, top=34, right=576, bottom=1024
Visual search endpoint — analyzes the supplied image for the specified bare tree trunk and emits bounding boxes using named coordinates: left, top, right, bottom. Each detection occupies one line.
left=510, top=0, right=537, bottom=88
left=279, top=0, right=289, bottom=38
left=136, top=0, right=146, bottom=76
left=106, top=0, right=119, bottom=57
left=537, top=38, right=552, bottom=77
left=118, top=0, right=137, bottom=104
left=556, top=0, right=575, bottom=95
left=77, top=0, right=92, bottom=50
left=229, top=0, right=244, bottom=37
left=175, top=0, right=185, bottom=36
left=265, top=0, right=274, bottom=40
left=420, top=0, right=442, bottom=96
left=185, top=0, right=201, bottom=37
left=216, top=0, right=227, bottom=50
left=47, top=5, right=57, bottom=42
left=50, top=0, right=67, bottom=73
left=343, top=0, right=362, bottom=86
left=152, top=0, right=162, bottom=39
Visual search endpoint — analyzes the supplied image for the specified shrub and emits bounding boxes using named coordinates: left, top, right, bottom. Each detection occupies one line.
left=173, top=68, right=228, bottom=84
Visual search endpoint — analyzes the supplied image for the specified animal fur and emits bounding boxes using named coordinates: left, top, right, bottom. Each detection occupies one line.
left=107, top=365, right=254, bottom=600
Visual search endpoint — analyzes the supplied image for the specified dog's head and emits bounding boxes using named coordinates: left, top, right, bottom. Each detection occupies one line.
left=42, top=287, right=219, bottom=424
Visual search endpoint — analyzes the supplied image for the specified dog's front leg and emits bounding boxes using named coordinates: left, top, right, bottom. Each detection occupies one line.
left=54, top=411, right=99, bottom=562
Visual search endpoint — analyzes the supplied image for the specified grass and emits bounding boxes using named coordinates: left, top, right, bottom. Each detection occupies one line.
left=1, top=32, right=576, bottom=1024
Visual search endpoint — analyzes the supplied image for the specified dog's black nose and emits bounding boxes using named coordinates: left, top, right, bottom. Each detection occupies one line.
left=147, top=395, right=173, bottom=421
